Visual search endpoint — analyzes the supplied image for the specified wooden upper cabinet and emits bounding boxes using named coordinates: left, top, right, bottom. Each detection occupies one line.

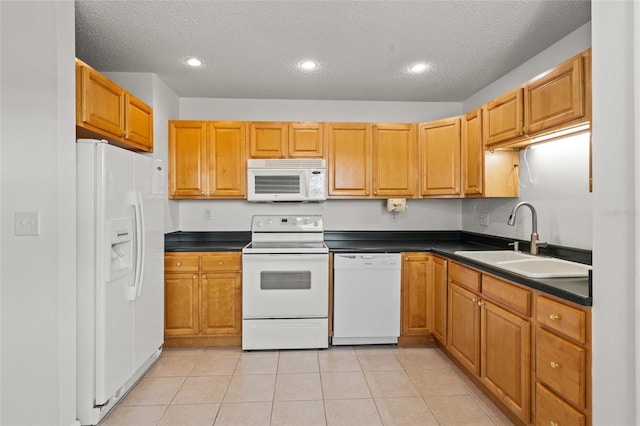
left=249, top=122, right=287, bottom=158
left=169, top=121, right=207, bottom=198
left=125, top=93, right=153, bottom=150
left=525, top=55, right=585, bottom=134
left=419, top=117, right=461, bottom=197
left=289, top=122, right=324, bottom=157
left=483, top=88, right=524, bottom=148
left=76, top=59, right=153, bottom=152
left=77, top=61, right=126, bottom=139
left=327, top=123, right=372, bottom=197
left=482, top=49, right=590, bottom=149
left=249, top=122, right=324, bottom=158
left=462, top=109, right=483, bottom=196
left=372, top=124, right=416, bottom=197
left=207, top=122, right=246, bottom=198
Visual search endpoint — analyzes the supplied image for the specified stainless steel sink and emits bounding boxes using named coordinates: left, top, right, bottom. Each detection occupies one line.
left=454, top=250, right=592, bottom=278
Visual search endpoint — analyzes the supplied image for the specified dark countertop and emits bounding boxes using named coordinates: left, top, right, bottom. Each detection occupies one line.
left=165, top=230, right=592, bottom=306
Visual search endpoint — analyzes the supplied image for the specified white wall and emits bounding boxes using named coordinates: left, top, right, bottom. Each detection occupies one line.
left=180, top=98, right=462, bottom=123
left=462, top=133, right=592, bottom=249
left=180, top=198, right=461, bottom=231
left=0, top=2, right=77, bottom=425
left=592, top=1, right=636, bottom=424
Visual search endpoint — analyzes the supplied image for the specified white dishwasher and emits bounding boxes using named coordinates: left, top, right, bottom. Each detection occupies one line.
left=332, top=253, right=401, bottom=345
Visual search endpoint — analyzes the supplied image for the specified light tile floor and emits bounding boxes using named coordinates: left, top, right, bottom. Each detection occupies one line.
left=102, top=346, right=514, bottom=426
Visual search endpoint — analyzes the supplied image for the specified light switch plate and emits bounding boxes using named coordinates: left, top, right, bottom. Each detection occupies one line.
left=15, top=211, right=40, bottom=236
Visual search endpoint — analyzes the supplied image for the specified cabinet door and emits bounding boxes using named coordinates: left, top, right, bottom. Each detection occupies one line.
left=125, top=93, right=153, bottom=151
left=462, top=108, right=483, bottom=196
left=525, top=56, right=585, bottom=135
left=77, top=63, right=126, bottom=138
left=200, top=272, right=242, bottom=335
left=207, top=122, right=246, bottom=197
left=326, top=123, right=372, bottom=197
left=401, top=253, right=432, bottom=336
left=432, top=256, right=448, bottom=344
left=481, top=300, right=531, bottom=422
left=483, top=88, right=524, bottom=147
left=419, top=117, right=461, bottom=197
left=168, top=121, right=208, bottom=197
left=447, top=282, right=480, bottom=375
left=373, top=124, right=416, bottom=197
left=249, top=122, right=287, bottom=158
left=164, top=273, right=199, bottom=336
left=289, top=123, right=324, bottom=158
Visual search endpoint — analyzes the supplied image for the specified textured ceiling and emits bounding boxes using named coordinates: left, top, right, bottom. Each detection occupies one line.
left=75, top=0, right=591, bottom=102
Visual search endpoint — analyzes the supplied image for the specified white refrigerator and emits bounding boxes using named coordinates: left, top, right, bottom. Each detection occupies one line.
left=76, top=139, right=164, bottom=425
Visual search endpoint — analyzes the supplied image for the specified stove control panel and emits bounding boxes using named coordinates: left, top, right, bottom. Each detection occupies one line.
left=251, top=215, right=323, bottom=232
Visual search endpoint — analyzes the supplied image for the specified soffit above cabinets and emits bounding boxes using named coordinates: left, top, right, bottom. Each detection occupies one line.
left=75, top=0, right=590, bottom=102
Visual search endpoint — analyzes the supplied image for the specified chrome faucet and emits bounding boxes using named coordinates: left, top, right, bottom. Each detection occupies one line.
left=507, top=202, right=547, bottom=255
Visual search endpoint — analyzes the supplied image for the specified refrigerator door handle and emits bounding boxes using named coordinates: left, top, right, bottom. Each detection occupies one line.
left=127, top=191, right=145, bottom=301
left=135, top=191, right=146, bottom=299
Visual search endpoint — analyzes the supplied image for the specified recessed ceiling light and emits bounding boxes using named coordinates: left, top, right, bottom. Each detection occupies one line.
left=185, top=57, right=202, bottom=67
left=408, top=62, right=430, bottom=73
left=298, top=60, right=318, bottom=71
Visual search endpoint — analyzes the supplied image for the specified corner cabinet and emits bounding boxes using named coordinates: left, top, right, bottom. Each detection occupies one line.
left=462, top=108, right=520, bottom=198
left=164, top=252, right=242, bottom=347
left=75, top=59, right=153, bottom=152
left=168, top=120, right=246, bottom=199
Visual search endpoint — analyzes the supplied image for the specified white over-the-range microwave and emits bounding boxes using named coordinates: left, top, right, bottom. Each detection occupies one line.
left=247, top=159, right=327, bottom=202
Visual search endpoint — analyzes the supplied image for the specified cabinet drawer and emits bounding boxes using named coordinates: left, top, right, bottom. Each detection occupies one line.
left=201, top=253, right=241, bottom=272
left=165, top=255, right=199, bottom=272
left=536, top=382, right=585, bottom=426
left=482, top=275, right=531, bottom=317
left=536, top=327, right=586, bottom=409
left=449, top=262, right=481, bottom=292
left=537, top=296, right=586, bottom=343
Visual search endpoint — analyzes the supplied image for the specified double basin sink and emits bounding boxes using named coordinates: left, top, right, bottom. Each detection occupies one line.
left=454, top=250, right=592, bottom=279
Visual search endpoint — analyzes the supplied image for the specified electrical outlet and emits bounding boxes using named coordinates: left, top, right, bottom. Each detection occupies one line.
left=15, top=211, right=40, bottom=236
left=479, top=212, right=489, bottom=226
left=203, top=208, right=213, bottom=221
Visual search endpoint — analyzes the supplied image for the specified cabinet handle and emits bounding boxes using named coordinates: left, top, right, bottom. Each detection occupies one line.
left=201, top=191, right=205, bottom=195
left=176, top=262, right=182, bottom=266
left=218, top=261, right=223, bottom=265
left=366, top=191, right=370, bottom=195
left=192, top=275, right=197, bottom=279
left=405, top=257, right=409, bottom=261
left=549, top=314, right=561, bottom=321
left=550, top=361, right=560, bottom=369
left=550, top=422, right=559, bottom=426
left=202, top=274, right=206, bottom=279
left=477, top=300, right=484, bottom=307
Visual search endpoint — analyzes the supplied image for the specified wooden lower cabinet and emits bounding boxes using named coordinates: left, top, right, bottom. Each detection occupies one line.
left=399, top=253, right=433, bottom=345
left=481, top=300, right=531, bottom=422
left=447, top=281, right=481, bottom=375
left=440, top=261, right=590, bottom=425
left=432, top=256, right=448, bottom=344
left=164, top=252, right=242, bottom=347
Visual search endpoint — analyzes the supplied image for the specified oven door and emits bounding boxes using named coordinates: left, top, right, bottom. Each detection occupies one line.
left=242, top=253, right=328, bottom=318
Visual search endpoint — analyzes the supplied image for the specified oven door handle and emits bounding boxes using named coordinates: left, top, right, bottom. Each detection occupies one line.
left=243, top=253, right=328, bottom=261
